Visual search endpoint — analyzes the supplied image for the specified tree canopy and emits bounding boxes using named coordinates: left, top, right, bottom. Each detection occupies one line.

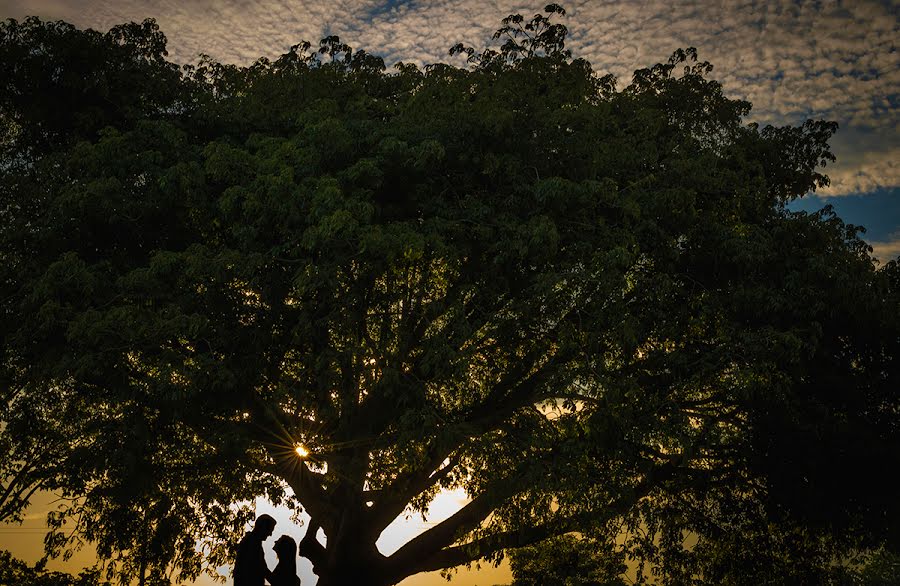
left=0, top=551, right=109, bottom=586
left=508, top=534, right=626, bottom=585
left=2, top=6, right=898, bottom=585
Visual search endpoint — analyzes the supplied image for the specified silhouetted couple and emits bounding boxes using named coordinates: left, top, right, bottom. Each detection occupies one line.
left=234, top=515, right=301, bottom=586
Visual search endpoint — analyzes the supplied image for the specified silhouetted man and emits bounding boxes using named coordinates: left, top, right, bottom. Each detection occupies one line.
left=234, top=514, right=277, bottom=586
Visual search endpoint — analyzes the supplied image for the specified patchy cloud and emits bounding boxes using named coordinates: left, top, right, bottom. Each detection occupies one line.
left=2, top=0, right=898, bottom=196
left=871, top=232, right=900, bottom=264
left=819, top=147, right=900, bottom=196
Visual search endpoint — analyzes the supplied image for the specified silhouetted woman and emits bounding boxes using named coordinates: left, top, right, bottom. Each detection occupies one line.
left=270, top=535, right=302, bottom=586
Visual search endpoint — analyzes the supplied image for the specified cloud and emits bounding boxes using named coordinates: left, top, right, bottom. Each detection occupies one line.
left=871, top=233, right=900, bottom=264
left=2, top=0, right=898, bottom=194
left=818, top=147, right=900, bottom=196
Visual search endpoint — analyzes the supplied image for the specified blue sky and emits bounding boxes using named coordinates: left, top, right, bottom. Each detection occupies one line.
left=790, top=188, right=900, bottom=262
left=795, top=188, right=900, bottom=243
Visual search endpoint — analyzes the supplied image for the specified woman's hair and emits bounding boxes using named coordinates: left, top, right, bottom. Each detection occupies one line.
left=273, top=534, right=298, bottom=576
left=274, top=535, right=297, bottom=556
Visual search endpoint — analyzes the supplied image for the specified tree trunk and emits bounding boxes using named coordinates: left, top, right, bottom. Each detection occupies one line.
left=315, top=565, right=392, bottom=586
left=309, top=503, right=395, bottom=586
left=312, top=545, right=394, bottom=586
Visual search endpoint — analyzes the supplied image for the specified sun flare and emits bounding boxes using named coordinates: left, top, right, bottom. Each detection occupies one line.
left=294, top=444, right=310, bottom=459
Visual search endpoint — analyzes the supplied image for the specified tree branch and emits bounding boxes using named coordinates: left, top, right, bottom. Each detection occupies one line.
left=369, top=353, right=560, bottom=533
left=383, top=487, right=506, bottom=576
left=0, top=450, right=45, bottom=522
left=366, top=451, right=460, bottom=532
left=403, top=516, right=584, bottom=576
left=386, top=464, right=665, bottom=582
left=247, top=400, right=337, bottom=532
left=297, top=517, right=326, bottom=573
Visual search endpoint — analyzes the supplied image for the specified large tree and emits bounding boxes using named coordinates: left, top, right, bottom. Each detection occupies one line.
left=2, top=6, right=898, bottom=585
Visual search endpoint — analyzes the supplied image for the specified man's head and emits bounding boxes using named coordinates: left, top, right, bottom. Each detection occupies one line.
left=253, top=514, right=276, bottom=538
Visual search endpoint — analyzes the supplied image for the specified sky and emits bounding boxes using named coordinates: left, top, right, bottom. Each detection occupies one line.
left=0, top=0, right=898, bottom=583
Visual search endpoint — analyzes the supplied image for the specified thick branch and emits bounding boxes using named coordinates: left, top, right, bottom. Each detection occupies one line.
left=370, top=355, right=559, bottom=532
left=404, top=516, right=585, bottom=576
left=383, top=488, right=503, bottom=575
left=276, top=457, right=334, bottom=530
left=385, top=462, right=668, bottom=582
left=247, top=400, right=336, bottom=531
left=366, top=452, right=460, bottom=532
left=297, top=518, right=326, bottom=573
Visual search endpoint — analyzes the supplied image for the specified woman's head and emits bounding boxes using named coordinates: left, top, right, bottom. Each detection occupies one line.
left=273, top=535, right=297, bottom=561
